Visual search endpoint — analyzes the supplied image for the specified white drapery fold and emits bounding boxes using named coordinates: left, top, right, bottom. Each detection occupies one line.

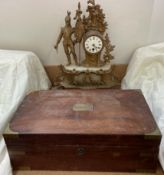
left=0, top=50, right=51, bottom=175
left=122, top=42, right=164, bottom=170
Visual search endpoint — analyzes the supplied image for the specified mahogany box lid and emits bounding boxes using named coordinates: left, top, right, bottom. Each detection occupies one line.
left=7, top=89, right=160, bottom=137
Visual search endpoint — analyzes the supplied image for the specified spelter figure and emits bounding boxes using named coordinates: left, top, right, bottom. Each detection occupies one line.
left=55, top=11, right=78, bottom=66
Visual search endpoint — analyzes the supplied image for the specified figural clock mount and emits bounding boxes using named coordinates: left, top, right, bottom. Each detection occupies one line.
left=54, top=0, right=117, bottom=88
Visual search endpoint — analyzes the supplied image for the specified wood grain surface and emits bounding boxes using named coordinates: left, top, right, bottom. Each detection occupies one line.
left=10, top=89, right=156, bottom=135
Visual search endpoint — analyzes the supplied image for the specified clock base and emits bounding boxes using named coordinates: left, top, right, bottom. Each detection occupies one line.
left=56, top=63, right=120, bottom=89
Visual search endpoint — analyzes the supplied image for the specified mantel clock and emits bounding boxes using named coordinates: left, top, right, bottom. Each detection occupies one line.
left=54, top=0, right=117, bottom=88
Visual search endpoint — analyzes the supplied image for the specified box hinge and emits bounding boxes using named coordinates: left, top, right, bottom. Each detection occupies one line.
left=3, top=124, right=19, bottom=138
left=144, top=127, right=161, bottom=140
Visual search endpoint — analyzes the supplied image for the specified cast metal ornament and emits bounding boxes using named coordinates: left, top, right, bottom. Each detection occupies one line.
left=54, top=0, right=118, bottom=88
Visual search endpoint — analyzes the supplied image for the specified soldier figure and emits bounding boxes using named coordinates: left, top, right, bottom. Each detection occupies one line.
left=55, top=11, right=78, bottom=66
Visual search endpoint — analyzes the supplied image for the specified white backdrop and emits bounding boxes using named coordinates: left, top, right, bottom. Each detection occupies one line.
left=0, top=0, right=164, bottom=65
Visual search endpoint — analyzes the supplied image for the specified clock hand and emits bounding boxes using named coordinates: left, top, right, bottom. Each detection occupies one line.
left=92, top=44, right=97, bottom=49
left=93, top=45, right=99, bottom=50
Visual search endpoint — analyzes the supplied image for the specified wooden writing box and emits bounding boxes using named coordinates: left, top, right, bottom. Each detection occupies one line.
left=4, top=89, right=161, bottom=172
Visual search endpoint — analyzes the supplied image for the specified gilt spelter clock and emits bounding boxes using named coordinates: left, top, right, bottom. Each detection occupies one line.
left=54, top=0, right=116, bottom=88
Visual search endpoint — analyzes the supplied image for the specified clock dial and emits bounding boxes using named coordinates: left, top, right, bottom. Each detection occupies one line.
left=85, top=36, right=103, bottom=54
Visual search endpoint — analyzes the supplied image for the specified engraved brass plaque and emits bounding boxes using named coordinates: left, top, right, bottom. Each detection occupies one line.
left=73, top=103, right=94, bottom=112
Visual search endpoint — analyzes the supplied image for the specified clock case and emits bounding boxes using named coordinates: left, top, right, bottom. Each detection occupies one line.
left=83, top=30, right=104, bottom=67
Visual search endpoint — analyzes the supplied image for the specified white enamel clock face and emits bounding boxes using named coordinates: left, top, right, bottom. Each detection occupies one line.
left=84, top=36, right=103, bottom=54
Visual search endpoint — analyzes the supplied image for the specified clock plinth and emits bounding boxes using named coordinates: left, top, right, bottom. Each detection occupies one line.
left=54, top=63, right=119, bottom=89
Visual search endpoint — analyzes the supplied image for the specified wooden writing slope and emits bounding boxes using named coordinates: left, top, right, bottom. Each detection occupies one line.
left=4, top=90, right=161, bottom=172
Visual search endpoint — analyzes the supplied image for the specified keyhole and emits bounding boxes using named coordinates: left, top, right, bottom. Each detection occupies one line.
left=77, top=147, right=86, bottom=156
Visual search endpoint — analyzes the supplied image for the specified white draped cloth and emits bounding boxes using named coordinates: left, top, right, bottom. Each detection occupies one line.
left=0, top=50, right=51, bottom=175
left=122, top=43, right=164, bottom=170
